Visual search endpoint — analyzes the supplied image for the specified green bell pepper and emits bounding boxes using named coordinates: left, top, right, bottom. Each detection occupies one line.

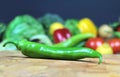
left=64, top=19, right=80, bottom=35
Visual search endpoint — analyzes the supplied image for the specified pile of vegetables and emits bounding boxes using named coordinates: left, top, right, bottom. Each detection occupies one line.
left=85, top=22, right=120, bottom=54
left=0, top=13, right=120, bottom=56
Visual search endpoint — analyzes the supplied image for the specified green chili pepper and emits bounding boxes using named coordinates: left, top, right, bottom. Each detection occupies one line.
left=3, top=40, right=102, bottom=64
left=53, top=33, right=95, bottom=47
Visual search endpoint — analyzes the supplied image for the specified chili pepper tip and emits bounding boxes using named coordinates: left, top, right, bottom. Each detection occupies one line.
left=98, top=56, right=102, bottom=64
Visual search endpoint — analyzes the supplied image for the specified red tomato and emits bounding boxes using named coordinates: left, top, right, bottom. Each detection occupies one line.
left=85, top=37, right=104, bottom=50
left=107, top=38, right=120, bottom=54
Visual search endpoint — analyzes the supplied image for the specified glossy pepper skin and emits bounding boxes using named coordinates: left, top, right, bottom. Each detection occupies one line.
left=53, top=28, right=72, bottom=43
left=3, top=40, right=102, bottom=64
left=77, top=18, right=97, bottom=36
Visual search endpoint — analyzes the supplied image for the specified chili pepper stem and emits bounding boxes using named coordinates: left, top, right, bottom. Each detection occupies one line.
left=3, top=41, right=18, bottom=49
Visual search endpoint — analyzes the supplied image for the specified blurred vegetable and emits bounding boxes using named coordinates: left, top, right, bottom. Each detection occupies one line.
left=53, top=28, right=72, bottom=43
left=38, top=13, right=64, bottom=34
left=0, top=23, right=6, bottom=34
left=109, top=22, right=120, bottom=30
left=64, top=19, right=80, bottom=35
left=77, top=18, right=97, bottom=36
left=1, top=14, right=52, bottom=50
left=74, top=41, right=86, bottom=47
left=4, top=15, right=45, bottom=41
left=0, top=23, right=6, bottom=42
left=49, top=22, right=64, bottom=35
left=96, top=43, right=113, bottom=55
left=98, top=24, right=113, bottom=39
left=85, top=37, right=104, bottom=50
left=53, top=33, right=95, bottom=47
left=38, top=13, right=64, bottom=41
left=107, top=38, right=120, bottom=54
left=30, top=34, right=53, bottom=46
left=114, top=31, right=120, bottom=38
left=116, top=26, right=120, bottom=32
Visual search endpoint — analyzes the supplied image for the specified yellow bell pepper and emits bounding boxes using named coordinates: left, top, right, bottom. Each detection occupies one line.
left=96, top=43, right=113, bottom=55
left=49, top=22, right=64, bottom=35
left=77, top=18, right=97, bottom=36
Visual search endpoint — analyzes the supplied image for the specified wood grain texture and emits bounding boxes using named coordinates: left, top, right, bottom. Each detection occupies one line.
left=0, top=51, right=120, bottom=77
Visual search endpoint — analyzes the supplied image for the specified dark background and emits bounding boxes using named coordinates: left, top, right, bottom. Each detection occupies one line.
left=0, top=0, right=120, bottom=26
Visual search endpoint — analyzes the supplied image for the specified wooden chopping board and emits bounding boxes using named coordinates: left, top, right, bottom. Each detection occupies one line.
left=0, top=51, right=120, bottom=77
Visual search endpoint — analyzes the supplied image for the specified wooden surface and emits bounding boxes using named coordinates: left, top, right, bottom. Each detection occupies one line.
left=0, top=51, right=120, bottom=77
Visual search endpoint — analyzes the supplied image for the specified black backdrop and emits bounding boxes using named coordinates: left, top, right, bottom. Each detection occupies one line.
left=0, top=0, right=120, bottom=26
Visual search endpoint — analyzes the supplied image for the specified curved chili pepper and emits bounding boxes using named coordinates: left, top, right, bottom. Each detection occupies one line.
left=53, top=33, right=95, bottom=47
left=3, top=40, right=102, bottom=64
